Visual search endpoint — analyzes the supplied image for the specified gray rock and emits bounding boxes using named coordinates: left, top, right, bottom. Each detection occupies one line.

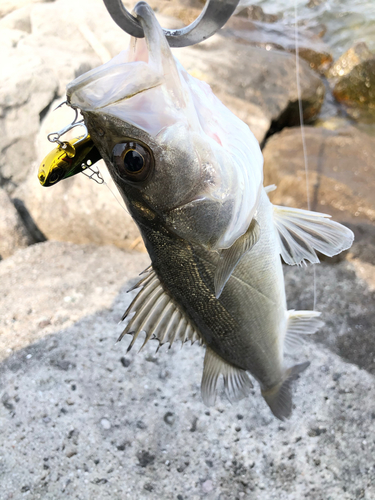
left=263, top=124, right=375, bottom=226
left=178, top=35, right=325, bottom=141
left=0, top=187, right=34, bottom=259
left=0, top=241, right=374, bottom=499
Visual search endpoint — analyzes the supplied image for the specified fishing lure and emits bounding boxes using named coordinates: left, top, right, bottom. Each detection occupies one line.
left=38, top=134, right=103, bottom=187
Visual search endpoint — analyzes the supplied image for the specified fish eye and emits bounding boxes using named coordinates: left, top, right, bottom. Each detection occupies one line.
left=112, top=141, right=153, bottom=182
left=47, top=169, right=62, bottom=185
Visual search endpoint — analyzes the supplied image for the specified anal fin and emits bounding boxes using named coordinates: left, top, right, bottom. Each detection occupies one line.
left=284, top=310, right=324, bottom=353
left=261, top=361, right=310, bottom=420
left=214, top=219, right=260, bottom=299
left=273, top=205, right=354, bottom=265
left=201, top=347, right=253, bottom=406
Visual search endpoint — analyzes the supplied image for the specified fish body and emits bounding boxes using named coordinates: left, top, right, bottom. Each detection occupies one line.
left=65, top=3, right=354, bottom=419
left=38, top=134, right=101, bottom=186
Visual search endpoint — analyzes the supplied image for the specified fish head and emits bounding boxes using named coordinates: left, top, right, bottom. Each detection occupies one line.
left=67, top=3, right=263, bottom=250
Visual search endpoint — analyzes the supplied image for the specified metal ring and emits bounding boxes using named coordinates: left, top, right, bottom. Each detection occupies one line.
left=102, top=0, right=240, bottom=47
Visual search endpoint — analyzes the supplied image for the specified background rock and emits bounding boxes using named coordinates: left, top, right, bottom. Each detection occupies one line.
left=0, top=242, right=374, bottom=499
left=263, top=124, right=375, bottom=225
left=0, top=187, right=34, bottom=259
left=327, top=42, right=375, bottom=123
left=178, top=36, right=325, bottom=142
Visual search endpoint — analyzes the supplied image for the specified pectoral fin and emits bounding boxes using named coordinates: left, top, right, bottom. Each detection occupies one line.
left=214, top=219, right=260, bottom=298
left=273, top=205, right=354, bottom=265
left=201, top=347, right=253, bottom=406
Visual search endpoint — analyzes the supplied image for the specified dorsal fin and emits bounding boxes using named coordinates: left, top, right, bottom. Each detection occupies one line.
left=284, top=310, right=324, bottom=353
left=119, top=268, right=202, bottom=351
left=214, top=219, right=260, bottom=298
left=201, top=347, right=253, bottom=406
left=273, top=205, right=354, bottom=265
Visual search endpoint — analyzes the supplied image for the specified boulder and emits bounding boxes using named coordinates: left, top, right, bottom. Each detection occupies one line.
left=13, top=97, right=143, bottom=251
left=263, top=124, right=375, bottom=225
left=0, top=187, right=34, bottom=259
left=0, top=241, right=374, bottom=499
left=178, top=35, right=325, bottom=141
left=224, top=16, right=332, bottom=74
left=327, top=43, right=375, bottom=123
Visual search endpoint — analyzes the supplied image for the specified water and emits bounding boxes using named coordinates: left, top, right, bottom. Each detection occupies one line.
left=252, top=0, right=375, bottom=59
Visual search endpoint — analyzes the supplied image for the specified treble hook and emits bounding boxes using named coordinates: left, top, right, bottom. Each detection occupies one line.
left=47, top=104, right=88, bottom=147
left=102, top=0, right=240, bottom=47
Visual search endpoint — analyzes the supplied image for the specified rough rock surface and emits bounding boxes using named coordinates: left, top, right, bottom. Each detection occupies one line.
left=0, top=241, right=374, bottom=500
left=263, top=124, right=375, bottom=225
left=327, top=43, right=375, bottom=123
left=179, top=36, right=325, bottom=141
left=223, top=17, right=332, bottom=74
left=0, top=187, right=34, bottom=259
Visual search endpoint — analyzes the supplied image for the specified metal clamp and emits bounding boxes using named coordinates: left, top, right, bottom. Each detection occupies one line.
left=102, top=0, right=240, bottom=47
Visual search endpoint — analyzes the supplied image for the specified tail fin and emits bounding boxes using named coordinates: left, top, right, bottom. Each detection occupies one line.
left=261, top=361, right=310, bottom=420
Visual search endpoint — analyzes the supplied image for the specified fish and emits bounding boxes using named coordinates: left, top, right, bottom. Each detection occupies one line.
left=65, top=2, right=354, bottom=419
left=38, top=134, right=102, bottom=187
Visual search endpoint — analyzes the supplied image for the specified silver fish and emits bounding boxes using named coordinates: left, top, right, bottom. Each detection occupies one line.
left=66, top=3, right=354, bottom=419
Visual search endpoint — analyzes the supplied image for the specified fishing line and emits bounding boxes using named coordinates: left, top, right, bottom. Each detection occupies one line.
left=294, top=0, right=317, bottom=310
left=98, top=165, right=130, bottom=216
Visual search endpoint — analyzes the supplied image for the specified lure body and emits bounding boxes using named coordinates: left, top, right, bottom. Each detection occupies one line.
left=38, top=135, right=102, bottom=187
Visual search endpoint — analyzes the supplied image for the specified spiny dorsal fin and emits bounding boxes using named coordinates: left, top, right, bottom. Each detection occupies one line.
left=261, top=361, right=310, bottom=420
left=284, top=310, right=324, bottom=353
left=273, top=205, right=354, bottom=266
left=201, top=347, right=253, bottom=406
left=214, top=219, right=261, bottom=299
left=119, top=268, right=202, bottom=351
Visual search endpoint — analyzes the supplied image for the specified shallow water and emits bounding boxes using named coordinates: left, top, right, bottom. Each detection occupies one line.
left=254, top=0, right=375, bottom=58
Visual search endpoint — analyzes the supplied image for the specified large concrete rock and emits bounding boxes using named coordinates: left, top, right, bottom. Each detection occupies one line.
left=0, top=187, right=34, bottom=259
left=0, top=241, right=374, bottom=499
left=263, top=124, right=375, bottom=225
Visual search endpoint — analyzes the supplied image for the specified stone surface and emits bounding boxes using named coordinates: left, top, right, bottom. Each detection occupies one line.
left=11, top=97, right=142, bottom=251
left=0, top=187, right=34, bottom=258
left=223, top=17, right=332, bottom=74
left=327, top=43, right=375, bottom=123
left=178, top=35, right=325, bottom=141
left=263, top=124, right=375, bottom=225
left=0, top=241, right=374, bottom=499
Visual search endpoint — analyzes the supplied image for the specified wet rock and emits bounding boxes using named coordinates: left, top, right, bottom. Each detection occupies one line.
left=235, top=4, right=279, bottom=23
left=178, top=35, right=325, bottom=142
left=263, top=125, right=375, bottom=225
left=327, top=43, right=375, bottom=123
left=0, top=187, right=34, bottom=259
left=224, top=16, right=332, bottom=73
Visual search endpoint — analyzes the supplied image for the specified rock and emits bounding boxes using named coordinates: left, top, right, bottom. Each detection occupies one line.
left=235, top=4, right=279, bottom=23
left=0, top=0, right=48, bottom=19
left=263, top=125, right=375, bottom=225
left=327, top=42, right=373, bottom=79
left=0, top=0, right=132, bottom=192
left=15, top=97, right=142, bottom=250
left=0, top=187, right=34, bottom=259
left=0, top=241, right=150, bottom=358
left=327, top=43, right=375, bottom=123
left=0, top=241, right=374, bottom=499
left=178, top=35, right=325, bottom=142
left=224, top=16, right=332, bottom=74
